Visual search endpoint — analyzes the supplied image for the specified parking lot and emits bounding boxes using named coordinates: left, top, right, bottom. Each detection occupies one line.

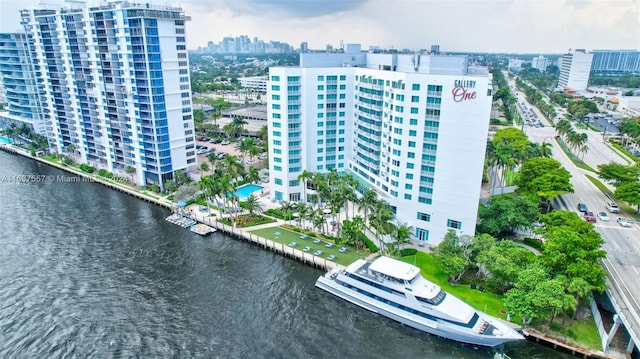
left=195, top=137, right=267, bottom=172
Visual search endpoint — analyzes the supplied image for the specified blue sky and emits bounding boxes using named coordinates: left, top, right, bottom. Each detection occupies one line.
left=1, top=0, right=638, bottom=53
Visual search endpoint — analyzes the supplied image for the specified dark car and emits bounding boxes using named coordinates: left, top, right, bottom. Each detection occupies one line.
left=577, top=203, right=588, bottom=212
left=583, top=211, right=597, bottom=223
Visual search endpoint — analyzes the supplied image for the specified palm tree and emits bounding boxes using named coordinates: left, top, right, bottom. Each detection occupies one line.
left=280, top=201, right=296, bottom=225
left=295, top=201, right=310, bottom=229
left=391, top=223, right=413, bottom=257
left=230, top=116, right=248, bottom=138
left=244, top=166, right=260, bottom=185
left=243, top=194, right=263, bottom=217
left=351, top=215, right=365, bottom=252
left=495, top=145, right=517, bottom=187
left=207, top=152, right=218, bottom=169
left=125, top=165, right=136, bottom=183
left=297, top=170, right=313, bottom=203
left=341, top=219, right=357, bottom=248
left=311, top=208, right=326, bottom=234
left=221, top=155, right=244, bottom=185
left=567, top=277, right=591, bottom=321
left=248, top=145, right=261, bottom=164
left=369, top=200, right=394, bottom=255
left=198, top=175, right=215, bottom=216
left=200, top=161, right=210, bottom=175
left=358, top=188, right=378, bottom=227
left=4, top=123, right=17, bottom=142
left=238, top=138, right=256, bottom=161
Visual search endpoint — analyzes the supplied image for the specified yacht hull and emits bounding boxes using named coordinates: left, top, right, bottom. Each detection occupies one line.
left=316, top=274, right=521, bottom=347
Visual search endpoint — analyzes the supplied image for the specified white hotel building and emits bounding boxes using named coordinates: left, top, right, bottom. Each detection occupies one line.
left=18, top=1, right=196, bottom=187
left=267, top=44, right=493, bottom=244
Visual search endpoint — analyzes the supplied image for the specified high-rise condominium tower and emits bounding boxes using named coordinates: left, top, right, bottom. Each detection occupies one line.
left=0, top=33, right=45, bottom=135
left=267, top=44, right=492, bottom=245
left=19, top=1, right=196, bottom=186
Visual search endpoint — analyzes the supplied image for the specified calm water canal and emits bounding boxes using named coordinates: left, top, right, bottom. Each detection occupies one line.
left=0, top=151, right=572, bottom=358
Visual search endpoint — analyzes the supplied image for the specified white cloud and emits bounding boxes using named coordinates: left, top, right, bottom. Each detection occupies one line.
left=1, top=0, right=638, bottom=53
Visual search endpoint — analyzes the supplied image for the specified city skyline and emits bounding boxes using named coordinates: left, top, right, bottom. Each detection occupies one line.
left=0, top=0, right=638, bottom=54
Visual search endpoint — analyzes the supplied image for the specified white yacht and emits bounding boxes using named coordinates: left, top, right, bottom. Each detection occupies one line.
left=315, top=256, right=524, bottom=347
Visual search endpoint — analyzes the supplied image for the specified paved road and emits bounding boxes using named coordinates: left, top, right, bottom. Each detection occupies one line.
left=513, top=81, right=640, bottom=349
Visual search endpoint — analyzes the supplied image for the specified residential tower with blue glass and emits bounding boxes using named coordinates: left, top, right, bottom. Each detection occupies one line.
left=267, top=44, right=493, bottom=244
left=0, top=32, right=46, bottom=135
left=18, top=1, right=196, bottom=187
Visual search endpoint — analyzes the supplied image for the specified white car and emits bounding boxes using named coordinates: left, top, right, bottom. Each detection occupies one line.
left=606, top=202, right=620, bottom=213
left=617, top=217, right=633, bottom=228
left=597, top=212, right=609, bottom=221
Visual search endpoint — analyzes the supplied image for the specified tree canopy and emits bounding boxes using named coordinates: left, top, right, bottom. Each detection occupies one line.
left=516, top=157, right=574, bottom=211
left=597, top=162, right=640, bottom=187
left=477, top=194, right=539, bottom=236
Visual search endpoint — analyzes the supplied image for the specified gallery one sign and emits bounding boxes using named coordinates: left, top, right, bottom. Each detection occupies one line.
left=452, top=79, right=477, bottom=102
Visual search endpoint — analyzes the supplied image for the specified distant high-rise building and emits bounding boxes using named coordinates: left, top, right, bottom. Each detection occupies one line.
left=430, top=45, right=440, bottom=54
left=222, top=37, right=235, bottom=53
left=300, top=42, right=308, bottom=53
left=508, top=58, right=524, bottom=71
left=267, top=44, right=493, bottom=245
left=558, top=49, right=593, bottom=92
left=326, top=44, right=333, bottom=52
left=19, top=1, right=197, bottom=187
left=532, top=56, right=548, bottom=72
left=0, top=32, right=46, bottom=135
left=591, top=50, right=640, bottom=76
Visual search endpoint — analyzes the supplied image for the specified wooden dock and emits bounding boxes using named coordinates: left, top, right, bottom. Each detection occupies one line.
left=522, top=329, right=608, bottom=358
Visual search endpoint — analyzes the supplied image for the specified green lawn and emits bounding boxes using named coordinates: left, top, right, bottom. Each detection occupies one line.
left=555, top=137, right=596, bottom=172
left=400, top=251, right=510, bottom=321
left=249, top=226, right=364, bottom=266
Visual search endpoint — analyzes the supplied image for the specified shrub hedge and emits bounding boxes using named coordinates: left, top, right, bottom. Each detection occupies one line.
left=400, top=248, right=418, bottom=257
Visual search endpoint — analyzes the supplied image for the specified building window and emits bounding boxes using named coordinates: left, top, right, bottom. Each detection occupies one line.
left=410, top=107, right=419, bottom=114
left=318, top=75, right=324, bottom=81
left=274, top=178, right=283, bottom=185
left=411, top=96, right=419, bottom=103
left=406, top=173, right=414, bottom=179
left=447, top=219, right=462, bottom=229
left=289, top=180, right=299, bottom=186
left=405, top=184, right=413, bottom=190
left=412, top=84, right=420, bottom=91
left=271, top=76, right=280, bottom=81
left=339, top=75, right=346, bottom=81
left=417, top=212, right=431, bottom=222
left=404, top=194, right=412, bottom=200
left=272, top=85, right=280, bottom=91
left=408, top=141, right=416, bottom=148
left=407, top=152, right=415, bottom=159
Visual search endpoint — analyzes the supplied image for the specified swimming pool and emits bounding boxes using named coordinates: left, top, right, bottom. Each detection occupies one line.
left=0, top=136, right=12, bottom=144
left=234, top=184, right=263, bottom=200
